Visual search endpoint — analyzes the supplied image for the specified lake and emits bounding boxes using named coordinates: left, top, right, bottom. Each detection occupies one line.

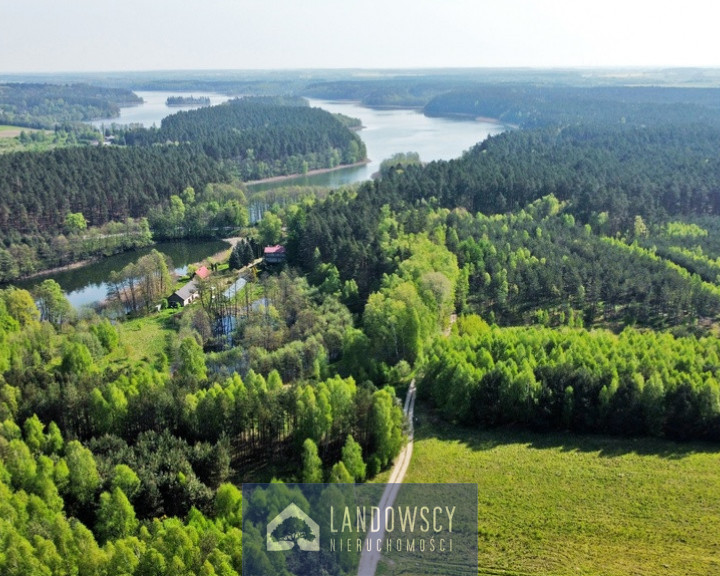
left=90, top=91, right=231, bottom=129
left=20, top=240, right=229, bottom=309
left=249, top=98, right=505, bottom=190
left=93, top=92, right=504, bottom=188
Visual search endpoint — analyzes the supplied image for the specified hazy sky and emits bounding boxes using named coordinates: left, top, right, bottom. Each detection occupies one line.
left=1, top=0, right=719, bottom=72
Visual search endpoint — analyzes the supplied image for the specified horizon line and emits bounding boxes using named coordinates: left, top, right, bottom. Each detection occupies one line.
left=2, top=65, right=720, bottom=76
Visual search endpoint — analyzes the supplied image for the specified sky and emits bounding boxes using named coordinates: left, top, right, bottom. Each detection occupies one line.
left=1, top=0, right=719, bottom=72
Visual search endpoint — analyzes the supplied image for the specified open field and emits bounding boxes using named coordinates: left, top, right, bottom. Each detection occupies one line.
left=111, top=308, right=177, bottom=365
left=0, top=124, right=54, bottom=138
left=0, top=125, right=27, bottom=138
left=0, top=124, right=64, bottom=153
left=0, top=124, right=77, bottom=154
left=404, top=404, right=720, bottom=576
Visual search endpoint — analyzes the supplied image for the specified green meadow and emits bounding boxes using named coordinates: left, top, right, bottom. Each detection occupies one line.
left=0, top=124, right=66, bottom=152
left=111, top=309, right=176, bottom=365
left=404, top=406, right=720, bottom=576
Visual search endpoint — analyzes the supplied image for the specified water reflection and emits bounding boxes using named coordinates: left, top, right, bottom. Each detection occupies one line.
left=19, top=240, right=229, bottom=308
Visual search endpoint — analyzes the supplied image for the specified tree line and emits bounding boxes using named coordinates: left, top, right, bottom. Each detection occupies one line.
left=0, top=145, right=229, bottom=240
left=106, top=249, right=173, bottom=315
left=374, top=123, right=720, bottom=230
left=0, top=217, right=153, bottom=282
left=423, top=84, right=720, bottom=128
left=147, top=184, right=249, bottom=240
left=420, top=315, right=720, bottom=441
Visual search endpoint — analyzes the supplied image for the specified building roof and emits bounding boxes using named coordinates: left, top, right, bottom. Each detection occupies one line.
left=195, top=265, right=210, bottom=279
left=264, top=245, right=286, bottom=255
left=223, top=276, right=247, bottom=299
left=251, top=297, right=270, bottom=311
left=173, top=280, right=199, bottom=302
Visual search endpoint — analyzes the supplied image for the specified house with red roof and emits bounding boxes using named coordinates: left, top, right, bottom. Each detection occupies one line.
left=194, top=265, right=211, bottom=280
left=264, top=245, right=286, bottom=264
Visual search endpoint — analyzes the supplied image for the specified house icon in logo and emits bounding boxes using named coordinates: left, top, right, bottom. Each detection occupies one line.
left=267, top=503, right=320, bottom=552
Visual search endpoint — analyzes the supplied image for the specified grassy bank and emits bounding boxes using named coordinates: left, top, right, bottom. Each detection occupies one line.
left=404, top=405, right=720, bottom=575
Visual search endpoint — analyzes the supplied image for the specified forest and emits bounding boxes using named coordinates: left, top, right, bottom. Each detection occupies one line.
left=285, top=127, right=720, bottom=319
left=283, top=98, right=720, bottom=442
left=121, top=96, right=366, bottom=180
left=2, top=73, right=720, bottom=575
left=423, top=84, right=720, bottom=127
left=0, top=96, right=365, bottom=282
left=0, top=266, right=404, bottom=574
left=376, top=124, right=720, bottom=225
left=166, top=96, right=211, bottom=107
left=420, top=315, right=720, bottom=439
left=302, top=75, right=720, bottom=123
left=0, top=145, right=229, bottom=280
left=0, top=83, right=141, bottom=128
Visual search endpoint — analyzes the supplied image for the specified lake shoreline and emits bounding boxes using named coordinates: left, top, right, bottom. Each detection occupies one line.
left=20, top=256, right=105, bottom=282
left=17, top=236, right=239, bottom=285
left=424, top=110, right=506, bottom=125
left=245, top=160, right=370, bottom=186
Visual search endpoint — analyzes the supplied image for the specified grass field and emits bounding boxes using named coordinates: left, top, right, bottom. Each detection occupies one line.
left=0, top=124, right=52, bottom=138
left=0, top=125, right=26, bottom=138
left=111, top=309, right=177, bottom=365
left=403, top=405, right=720, bottom=576
left=0, top=124, right=68, bottom=153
